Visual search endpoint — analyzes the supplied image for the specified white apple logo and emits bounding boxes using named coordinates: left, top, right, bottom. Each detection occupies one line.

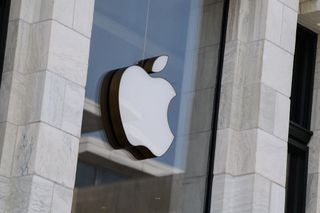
left=100, top=56, right=176, bottom=160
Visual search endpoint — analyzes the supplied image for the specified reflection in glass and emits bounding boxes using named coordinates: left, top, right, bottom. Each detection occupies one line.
left=72, top=0, right=224, bottom=212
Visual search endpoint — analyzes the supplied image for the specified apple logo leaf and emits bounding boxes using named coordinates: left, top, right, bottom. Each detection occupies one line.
left=100, top=55, right=175, bottom=160
left=138, top=55, right=169, bottom=73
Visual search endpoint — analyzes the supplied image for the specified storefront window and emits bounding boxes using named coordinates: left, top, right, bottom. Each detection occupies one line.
left=72, top=0, right=224, bottom=212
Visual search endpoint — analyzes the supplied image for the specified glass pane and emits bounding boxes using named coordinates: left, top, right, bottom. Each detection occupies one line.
left=72, top=0, right=224, bottom=212
left=75, top=161, right=96, bottom=187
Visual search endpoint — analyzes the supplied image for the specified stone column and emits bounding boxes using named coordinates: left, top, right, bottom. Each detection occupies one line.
left=0, top=0, right=94, bottom=212
left=211, top=0, right=299, bottom=212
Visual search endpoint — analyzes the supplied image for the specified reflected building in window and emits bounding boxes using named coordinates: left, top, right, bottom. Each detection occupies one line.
left=73, top=0, right=224, bottom=212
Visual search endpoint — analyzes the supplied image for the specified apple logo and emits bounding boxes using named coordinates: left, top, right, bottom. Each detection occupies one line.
left=100, top=55, right=176, bottom=160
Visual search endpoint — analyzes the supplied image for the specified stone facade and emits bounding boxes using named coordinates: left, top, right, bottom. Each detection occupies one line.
left=0, top=0, right=94, bottom=212
left=212, top=0, right=299, bottom=212
left=1, top=0, right=320, bottom=212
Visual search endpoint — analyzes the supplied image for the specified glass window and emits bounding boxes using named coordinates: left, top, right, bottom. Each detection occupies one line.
left=72, top=0, right=225, bottom=212
left=285, top=25, right=317, bottom=213
left=75, top=161, right=97, bottom=187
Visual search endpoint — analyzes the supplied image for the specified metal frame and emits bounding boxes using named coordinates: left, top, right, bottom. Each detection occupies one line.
left=204, top=0, right=230, bottom=212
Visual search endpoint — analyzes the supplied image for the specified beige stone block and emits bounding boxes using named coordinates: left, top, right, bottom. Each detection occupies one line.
left=22, top=72, right=45, bottom=122
left=12, top=124, right=39, bottom=177
left=4, top=20, right=31, bottom=74
left=51, top=0, right=76, bottom=27
left=306, top=173, right=319, bottom=213
left=7, top=71, right=45, bottom=125
left=215, top=128, right=257, bottom=176
left=214, top=129, right=233, bottom=175
left=41, top=71, right=66, bottom=128
left=225, top=0, right=240, bottom=42
left=259, top=84, right=276, bottom=134
left=313, top=65, right=320, bottom=90
left=0, top=122, right=18, bottom=177
left=12, top=123, right=79, bottom=188
left=237, top=0, right=268, bottom=42
left=225, top=174, right=270, bottom=212
left=256, top=129, right=287, bottom=186
left=8, top=12, right=91, bottom=78
left=35, top=124, right=79, bottom=188
left=261, top=40, right=294, bottom=97
left=218, top=83, right=242, bottom=130
left=0, top=176, right=10, bottom=212
left=6, top=175, right=54, bottom=212
left=251, top=174, right=271, bottom=213
left=220, top=82, right=288, bottom=142
left=221, top=40, right=241, bottom=85
left=9, top=0, right=22, bottom=21
left=269, top=183, right=285, bottom=213
left=212, top=145, right=284, bottom=213
left=241, top=83, right=260, bottom=130
left=228, top=129, right=257, bottom=175
left=1, top=69, right=85, bottom=138
left=265, top=0, right=283, bottom=45
left=28, top=71, right=85, bottom=137
left=47, top=21, right=90, bottom=87
left=26, top=21, right=51, bottom=73
left=273, top=92, right=290, bottom=141
left=212, top=174, right=271, bottom=213
left=211, top=174, right=233, bottom=212
left=61, top=81, right=85, bottom=137
left=73, top=0, right=95, bottom=37
left=280, top=0, right=299, bottom=11
left=0, top=72, right=13, bottom=123
left=215, top=129, right=260, bottom=176
left=218, top=83, right=234, bottom=130
left=10, top=0, right=75, bottom=26
left=239, top=41, right=264, bottom=86
left=9, top=0, right=45, bottom=22
left=3, top=20, right=50, bottom=75
left=312, top=89, right=320, bottom=131
left=3, top=21, right=19, bottom=73
left=280, top=6, right=298, bottom=54
left=307, top=131, right=320, bottom=174
left=51, top=184, right=73, bottom=213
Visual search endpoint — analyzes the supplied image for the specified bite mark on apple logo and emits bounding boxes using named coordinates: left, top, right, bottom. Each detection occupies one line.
left=100, top=55, right=176, bottom=160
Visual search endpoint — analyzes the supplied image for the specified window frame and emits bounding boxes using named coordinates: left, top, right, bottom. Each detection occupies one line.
left=285, top=24, right=318, bottom=213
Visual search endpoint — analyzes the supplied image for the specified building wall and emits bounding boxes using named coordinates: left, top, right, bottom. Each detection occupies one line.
left=0, top=0, right=94, bottom=212
left=212, top=0, right=299, bottom=212
left=1, top=0, right=320, bottom=212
